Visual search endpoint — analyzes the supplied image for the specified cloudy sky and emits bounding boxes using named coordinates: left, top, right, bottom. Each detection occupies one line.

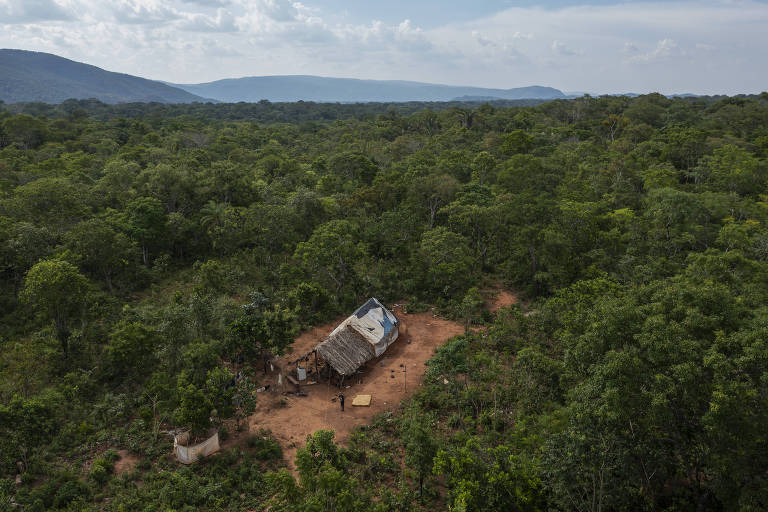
left=1, top=0, right=767, bottom=94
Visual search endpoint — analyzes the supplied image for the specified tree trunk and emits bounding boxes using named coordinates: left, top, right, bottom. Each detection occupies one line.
left=528, top=244, right=538, bottom=293
left=55, top=314, right=69, bottom=355
left=428, top=198, right=440, bottom=228
left=104, top=269, right=113, bottom=293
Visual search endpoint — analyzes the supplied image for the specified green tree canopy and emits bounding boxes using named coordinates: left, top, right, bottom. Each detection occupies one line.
left=20, top=259, right=90, bottom=354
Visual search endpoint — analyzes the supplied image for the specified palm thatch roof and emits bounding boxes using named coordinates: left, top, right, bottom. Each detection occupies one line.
left=315, top=298, right=399, bottom=376
left=315, top=325, right=376, bottom=376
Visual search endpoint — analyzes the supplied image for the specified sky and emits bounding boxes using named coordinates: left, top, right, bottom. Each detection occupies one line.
left=1, top=0, right=767, bottom=95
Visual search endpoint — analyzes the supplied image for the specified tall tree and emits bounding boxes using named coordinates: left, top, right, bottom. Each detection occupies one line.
left=121, top=197, right=167, bottom=266
left=64, top=218, right=139, bottom=292
left=20, top=259, right=90, bottom=354
left=403, top=413, right=438, bottom=500
left=295, top=220, right=364, bottom=298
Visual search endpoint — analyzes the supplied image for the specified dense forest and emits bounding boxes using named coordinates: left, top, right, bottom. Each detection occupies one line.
left=1, top=92, right=768, bottom=511
left=0, top=97, right=551, bottom=123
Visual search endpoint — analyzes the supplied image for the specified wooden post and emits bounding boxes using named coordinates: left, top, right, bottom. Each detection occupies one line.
left=314, top=351, right=319, bottom=380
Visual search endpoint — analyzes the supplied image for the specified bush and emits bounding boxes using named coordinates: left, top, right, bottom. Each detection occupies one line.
left=246, top=432, right=283, bottom=461
left=90, top=449, right=119, bottom=485
left=403, top=300, right=430, bottom=313
left=53, top=478, right=90, bottom=508
left=90, top=464, right=108, bottom=485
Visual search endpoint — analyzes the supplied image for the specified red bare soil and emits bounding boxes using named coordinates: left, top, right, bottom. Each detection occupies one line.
left=246, top=306, right=465, bottom=469
left=488, top=289, right=519, bottom=312
left=235, top=289, right=521, bottom=469
left=114, top=449, right=139, bottom=475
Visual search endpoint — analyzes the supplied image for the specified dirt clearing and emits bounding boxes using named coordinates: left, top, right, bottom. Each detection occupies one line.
left=245, top=306, right=465, bottom=468
left=488, top=289, right=519, bottom=312
left=240, top=291, right=521, bottom=469
left=114, top=449, right=139, bottom=475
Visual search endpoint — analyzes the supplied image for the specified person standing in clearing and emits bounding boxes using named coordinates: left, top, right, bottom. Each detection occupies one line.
left=338, top=393, right=345, bottom=412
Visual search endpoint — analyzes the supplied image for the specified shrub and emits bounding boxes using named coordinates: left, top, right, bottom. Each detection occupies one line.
left=90, top=464, right=108, bottom=485
left=90, top=449, right=119, bottom=485
left=246, top=433, right=283, bottom=461
left=53, top=478, right=90, bottom=508
left=403, top=300, right=429, bottom=313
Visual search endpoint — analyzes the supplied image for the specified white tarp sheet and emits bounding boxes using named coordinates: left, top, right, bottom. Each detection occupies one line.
left=175, top=432, right=220, bottom=464
left=329, top=298, right=399, bottom=357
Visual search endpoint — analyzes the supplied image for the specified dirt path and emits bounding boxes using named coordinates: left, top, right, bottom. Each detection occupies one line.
left=245, top=306, right=465, bottom=469
left=114, top=449, right=139, bottom=475
left=488, top=289, right=519, bottom=312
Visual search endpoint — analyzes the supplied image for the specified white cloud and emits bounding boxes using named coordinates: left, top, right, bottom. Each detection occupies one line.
left=340, top=19, right=431, bottom=51
left=256, top=0, right=299, bottom=22
left=180, top=8, right=237, bottom=32
left=471, top=30, right=530, bottom=48
left=551, top=40, right=579, bottom=56
left=111, top=0, right=180, bottom=25
left=467, top=30, right=529, bottom=66
left=0, top=0, right=72, bottom=23
left=696, top=42, right=715, bottom=51
left=198, top=37, right=241, bottom=56
left=630, top=38, right=681, bottom=62
left=180, top=0, right=230, bottom=5
left=623, top=42, right=639, bottom=55
left=423, top=1, right=768, bottom=93
left=0, top=0, right=766, bottom=94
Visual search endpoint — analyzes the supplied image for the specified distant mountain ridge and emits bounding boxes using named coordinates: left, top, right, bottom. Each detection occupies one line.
left=170, top=75, right=566, bottom=103
left=0, top=49, right=209, bottom=104
left=0, top=49, right=566, bottom=104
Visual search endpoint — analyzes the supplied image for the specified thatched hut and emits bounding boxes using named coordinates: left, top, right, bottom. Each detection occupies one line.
left=314, top=298, right=399, bottom=382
